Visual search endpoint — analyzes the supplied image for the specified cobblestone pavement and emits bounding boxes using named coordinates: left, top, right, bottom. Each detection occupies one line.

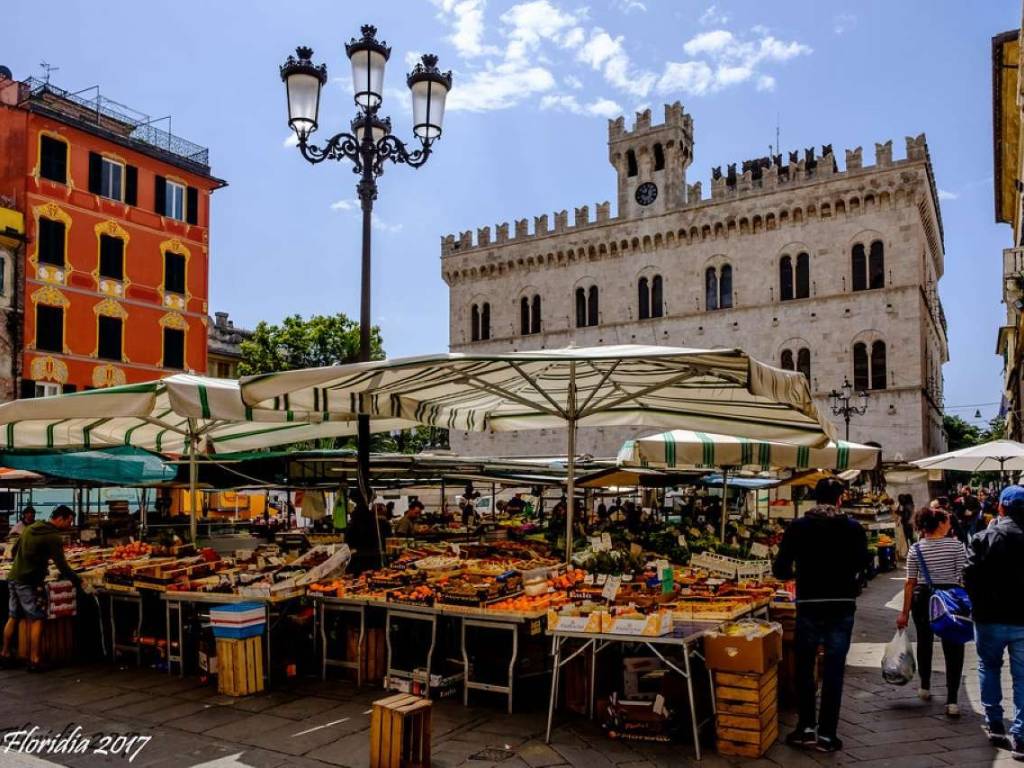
left=0, top=574, right=1018, bottom=767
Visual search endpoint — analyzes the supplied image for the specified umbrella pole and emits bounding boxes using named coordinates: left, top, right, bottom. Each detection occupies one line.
left=188, top=427, right=199, bottom=544
left=720, top=467, right=729, bottom=541
left=565, top=361, right=578, bottom=563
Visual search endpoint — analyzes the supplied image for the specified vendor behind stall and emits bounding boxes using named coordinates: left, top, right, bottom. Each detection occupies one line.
left=9, top=506, right=36, bottom=539
left=2, top=505, right=82, bottom=671
left=393, top=500, right=424, bottom=537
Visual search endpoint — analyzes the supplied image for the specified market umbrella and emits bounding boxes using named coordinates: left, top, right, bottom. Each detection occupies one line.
left=2, top=446, right=176, bottom=484
left=0, top=374, right=412, bottom=540
left=240, top=345, right=838, bottom=557
left=618, top=429, right=879, bottom=538
left=910, top=439, right=1024, bottom=474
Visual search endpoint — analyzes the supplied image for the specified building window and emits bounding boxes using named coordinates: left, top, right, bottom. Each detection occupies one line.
left=99, top=157, right=124, bottom=201
left=795, top=252, right=810, bottom=299
left=852, top=240, right=884, bottom=291
left=99, top=235, right=125, bottom=281
left=638, top=277, right=650, bottom=320
left=471, top=304, right=480, bottom=342
left=626, top=150, right=638, bottom=177
left=39, top=135, right=68, bottom=184
left=36, top=305, right=63, bottom=352
left=653, top=143, right=665, bottom=171
left=638, top=275, right=664, bottom=320
left=34, top=382, right=61, bottom=398
left=38, top=218, right=66, bottom=268
left=718, top=264, right=733, bottom=309
left=531, top=294, right=541, bottom=334
left=779, top=255, right=793, bottom=301
left=705, top=267, right=718, bottom=311
left=97, top=315, right=123, bottom=361
left=164, top=252, right=187, bottom=295
left=471, top=302, right=490, bottom=341
left=797, top=348, right=811, bottom=381
left=576, top=286, right=599, bottom=327
left=520, top=295, right=541, bottom=335
left=575, top=288, right=587, bottom=327
left=588, top=285, right=599, bottom=326
left=780, top=349, right=794, bottom=370
left=853, top=340, right=887, bottom=391
left=651, top=275, right=663, bottom=317
left=870, top=340, right=887, bottom=390
left=165, top=180, right=186, bottom=221
left=163, top=327, right=185, bottom=369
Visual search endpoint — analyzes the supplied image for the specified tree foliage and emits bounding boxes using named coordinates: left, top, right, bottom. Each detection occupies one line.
left=238, top=313, right=384, bottom=376
left=943, top=414, right=1008, bottom=451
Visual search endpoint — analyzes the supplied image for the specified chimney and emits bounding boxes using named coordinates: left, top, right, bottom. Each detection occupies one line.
left=215, top=311, right=228, bottom=328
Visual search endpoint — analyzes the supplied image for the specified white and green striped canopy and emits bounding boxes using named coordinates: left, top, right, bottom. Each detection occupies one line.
left=241, top=345, right=838, bottom=446
left=617, top=429, right=880, bottom=471
left=0, top=373, right=411, bottom=454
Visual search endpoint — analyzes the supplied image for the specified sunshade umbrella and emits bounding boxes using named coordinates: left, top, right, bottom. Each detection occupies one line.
left=910, top=439, right=1024, bottom=474
left=618, top=429, right=878, bottom=538
left=241, top=345, right=837, bottom=557
left=0, top=374, right=413, bottom=540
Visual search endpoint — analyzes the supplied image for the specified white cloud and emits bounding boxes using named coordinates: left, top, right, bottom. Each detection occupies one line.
left=283, top=133, right=298, bottom=148
left=564, top=74, right=584, bottom=89
left=937, top=189, right=959, bottom=201
left=405, top=51, right=424, bottom=69
left=684, top=30, right=735, bottom=57
left=833, top=13, right=856, bottom=35
left=331, top=199, right=357, bottom=211
left=447, top=62, right=557, bottom=111
left=656, top=61, right=714, bottom=96
left=699, top=4, right=729, bottom=26
left=439, top=0, right=499, bottom=57
left=562, top=26, right=585, bottom=49
left=756, top=74, right=776, bottom=91
left=372, top=213, right=403, bottom=233
left=540, top=93, right=622, bottom=118
left=501, top=0, right=583, bottom=56
left=577, top=28, right=656, bottom=97
left=612, top=0, right=647, bottom=14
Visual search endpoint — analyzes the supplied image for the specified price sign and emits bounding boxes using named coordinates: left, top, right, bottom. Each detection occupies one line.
left=749, top=542, right=770, bottom=558
left=601, top=576, right=621, bottom=601
left=601, top=532, right=613, bottom=550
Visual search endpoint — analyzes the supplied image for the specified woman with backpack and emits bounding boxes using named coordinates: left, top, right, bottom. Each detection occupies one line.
left=896, top=506, right=968, bottom=717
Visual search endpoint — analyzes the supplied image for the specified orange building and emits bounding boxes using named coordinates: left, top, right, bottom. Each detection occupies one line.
left=0, top=72, right=224, bottom=397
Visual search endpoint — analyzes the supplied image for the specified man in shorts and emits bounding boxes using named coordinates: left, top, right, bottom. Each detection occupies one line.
left=2, top=505, right=81, bottom=671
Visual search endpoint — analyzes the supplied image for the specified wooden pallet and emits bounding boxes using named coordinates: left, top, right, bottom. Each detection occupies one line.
left=714, top=667, right=779, bottom=758
left=216, top=636, right=264, bottom=696
left=16, top=617, right=74, bottom=664
left=370, top=693, right=432, bottom=768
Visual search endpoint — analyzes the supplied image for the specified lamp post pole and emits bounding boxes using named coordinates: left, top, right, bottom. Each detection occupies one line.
left=829, top=377, right=869, bottom=442
left=280, top=29, right=452, bottom=541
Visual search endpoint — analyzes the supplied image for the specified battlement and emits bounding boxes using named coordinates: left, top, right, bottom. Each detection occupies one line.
left=608, top=101, right=693, bottom=143
left=442, top=201, right=612, bottom=256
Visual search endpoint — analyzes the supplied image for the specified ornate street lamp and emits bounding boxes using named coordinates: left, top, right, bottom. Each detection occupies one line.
left=280, top=26, right=452, bottom=552
left=829, top=377, right=869, bottom=441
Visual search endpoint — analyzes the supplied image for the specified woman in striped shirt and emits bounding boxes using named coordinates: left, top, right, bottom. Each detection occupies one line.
left=896, top=506, right=968, bottom=717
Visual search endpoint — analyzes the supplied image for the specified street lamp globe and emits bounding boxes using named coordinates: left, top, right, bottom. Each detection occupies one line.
left=407, top=54, right=452, bottom=140
left=351, top=112, right=392, bottom=144
left=841, top=378, right=853, bottom=402
left=346, top=25, right=391, bottom=110
left=280, top=46, right=327, bottom=142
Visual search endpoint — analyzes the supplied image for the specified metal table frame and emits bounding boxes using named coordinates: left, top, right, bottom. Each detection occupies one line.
left=96, top=589, right=143, bottom=667
left=461, top=616, right=519, bottom=714
left=315, top=596, right=367, bottom=685
left=544, top=624, right=716, bottom=761
left=385, top=604, right=437, bottom=697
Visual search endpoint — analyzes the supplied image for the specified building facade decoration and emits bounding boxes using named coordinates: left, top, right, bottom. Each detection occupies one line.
left=442, top=102, right=948, bottom=467
left=207, top=311, right=254, bottom=379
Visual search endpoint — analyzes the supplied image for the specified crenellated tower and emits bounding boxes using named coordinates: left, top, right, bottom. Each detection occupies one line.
left=608, top=102, right=693, bottom=219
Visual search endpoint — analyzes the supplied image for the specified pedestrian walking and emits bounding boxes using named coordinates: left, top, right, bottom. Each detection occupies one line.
left=774, top=477, right=870, bottom=753
left=963, top=485, right=1024, bottom=759
left=896, top=506, right=967, bottom=717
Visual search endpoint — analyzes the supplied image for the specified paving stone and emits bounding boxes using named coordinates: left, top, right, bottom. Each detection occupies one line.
left=201, top=713, right=298, bottom=745
left=259, top=695, right=340, bottom=721
left=845, top=739, right=952, bottom=762
left=519, top=741, right=569, bottom=767
left=228, top=691, right=301, bottom=713
left=132, top=699, right=216, bottom=726
left=303, top=729, right=372, bottom=767
left=164, top=704, right=252, bottom=734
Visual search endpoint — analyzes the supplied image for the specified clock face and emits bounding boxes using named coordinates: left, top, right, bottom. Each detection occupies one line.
left=635, top=181, right=658, bottom=206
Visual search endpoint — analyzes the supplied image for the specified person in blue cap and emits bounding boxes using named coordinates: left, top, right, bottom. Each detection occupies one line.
left=964, top=484, right=1024, bottom=758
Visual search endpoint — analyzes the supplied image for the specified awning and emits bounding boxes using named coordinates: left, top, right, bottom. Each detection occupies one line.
left=910, top=439, right=1024, bottom=473
left=1, top=446, right=176, bottom=485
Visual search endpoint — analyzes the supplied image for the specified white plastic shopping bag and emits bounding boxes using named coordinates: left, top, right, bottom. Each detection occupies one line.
left=881, top=628, right=916, bottom=685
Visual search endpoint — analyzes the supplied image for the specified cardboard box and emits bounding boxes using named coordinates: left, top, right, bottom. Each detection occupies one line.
left=546, top=608, right=605, bottom=634
left=601, top=611, right=673, bottom=637
left=704, top=627, right=782, bottom=674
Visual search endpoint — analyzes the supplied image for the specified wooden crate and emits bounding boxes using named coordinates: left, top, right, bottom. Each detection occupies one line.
left=16, top=617, right=74, bottom=665
left=216, top=636, right=265, bottom=696
left=348, top=626, right=386, bottom=685
left=370, top=693, right=432, bottom=768
left=714, top=667, right=779, bottom=759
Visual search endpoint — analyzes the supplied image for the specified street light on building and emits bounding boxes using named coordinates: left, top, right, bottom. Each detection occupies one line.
left=280, top=27, right=452, bottom=536
left=829, top=377, right=869, bottom=441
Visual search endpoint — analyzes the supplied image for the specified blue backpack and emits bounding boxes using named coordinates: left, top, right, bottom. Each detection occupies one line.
left=914, top=543, right=974, bottom=645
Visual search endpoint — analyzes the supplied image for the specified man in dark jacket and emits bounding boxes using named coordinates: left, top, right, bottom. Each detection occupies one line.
left=773, top=477, right=869, bottom=753
left=1, top=505, right=81, bottom=671
left=964, top=485, right=1024, bottom=757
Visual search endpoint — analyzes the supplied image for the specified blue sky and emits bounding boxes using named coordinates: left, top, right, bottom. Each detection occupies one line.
left=3, top=0, right=1017, bottom=427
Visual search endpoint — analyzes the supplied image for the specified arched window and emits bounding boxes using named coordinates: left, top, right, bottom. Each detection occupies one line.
left=795, top=252, right=810, bottom=299
left=531, top=294, right=541, bottom=334
left=653, top=143, right=665, bottom=171
left=588, top=285, right=599, bottom=326
left=719, top=264, right=733, bottom=309
left=853, top=342, right=869, bottom=390
left=779, top=255, right=794, bottom=301
left=797, top=348, right=811, bottom=381
left=705, top=267, right=718, bottom=311
left=868, top=240, right=884, bottom=289
left=780, top=349, right=794, bottom=370
left=626, top=149, right=638, bottom=178
left=480, top=302, right=491, bottom=340
left=651, top=275, right=663, bottom=318
left=638, top=277, right=650, bottom=320
left=471, top=304, right=481, bottom=342
left=851, top=243, right=867, bottom=291
left=575, top=288, right=587, bottom=328
left=520, top=297, right=530, bottom=335
left=871, top=340, right=887, bottom=389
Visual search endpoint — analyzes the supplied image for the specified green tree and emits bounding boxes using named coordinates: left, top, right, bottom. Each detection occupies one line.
left=982, top=415, right=1006, bottom=442
left=238, top=313, right=384, bottom=376
left=942, top=415, right=983, bottom=452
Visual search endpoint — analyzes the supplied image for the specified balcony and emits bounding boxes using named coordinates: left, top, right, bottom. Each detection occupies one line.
left=1003, top=247, right=1024, bottom=306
